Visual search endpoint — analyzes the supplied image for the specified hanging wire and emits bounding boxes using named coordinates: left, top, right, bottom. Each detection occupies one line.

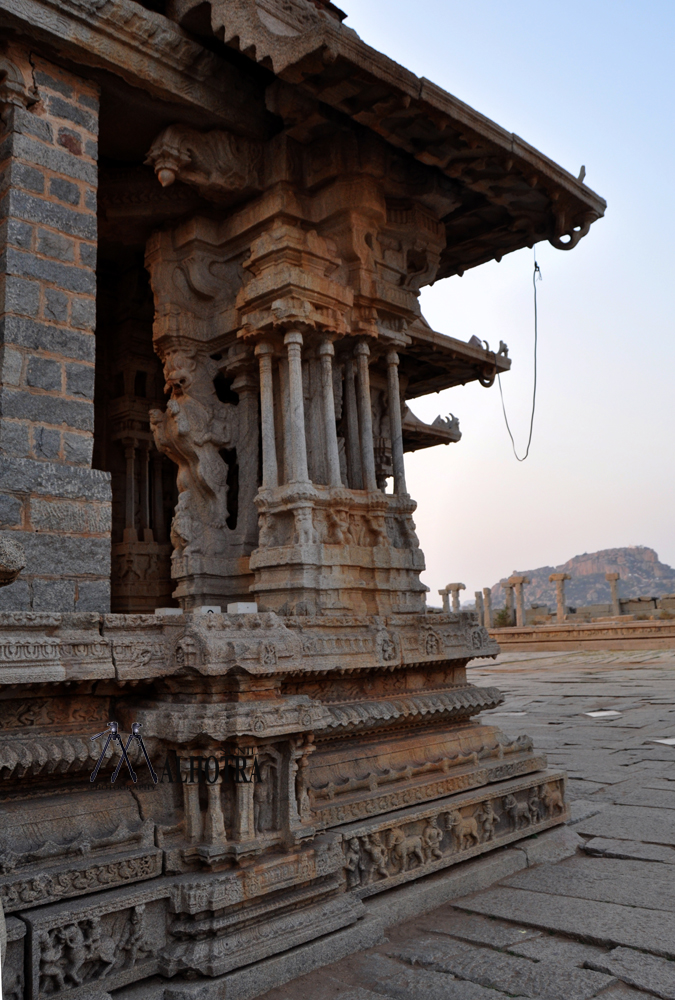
left=498, top=247, right=541, bottom=461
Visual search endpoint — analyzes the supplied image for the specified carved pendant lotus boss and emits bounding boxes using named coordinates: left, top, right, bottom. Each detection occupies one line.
left=0, top=0, right=604, bottom=997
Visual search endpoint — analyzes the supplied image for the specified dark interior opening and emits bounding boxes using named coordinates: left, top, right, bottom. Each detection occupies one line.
left=220, top=448, right=239, bottom=530
left=214, top=374, right=240, bottom=405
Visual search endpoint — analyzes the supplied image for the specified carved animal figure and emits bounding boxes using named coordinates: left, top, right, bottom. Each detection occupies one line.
left=86, top=918, right=116, bottom=979
left=446, top=810, right=480, bottom=850
left=388, top=827, right=425, bottom=870
left=541, top=784, right=564, bottom=815
left=504, top=793, right=531, bottom=830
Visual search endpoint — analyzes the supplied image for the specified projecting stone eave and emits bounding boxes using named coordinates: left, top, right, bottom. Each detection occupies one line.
left=202, top=0, right=606, bottom=276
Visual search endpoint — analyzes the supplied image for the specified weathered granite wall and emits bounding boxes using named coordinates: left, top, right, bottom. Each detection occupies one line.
left=0, top=43, right=111, bottom=611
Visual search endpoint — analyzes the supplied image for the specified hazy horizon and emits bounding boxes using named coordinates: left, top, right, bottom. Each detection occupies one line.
left=339, top=0, right=675, bottom=603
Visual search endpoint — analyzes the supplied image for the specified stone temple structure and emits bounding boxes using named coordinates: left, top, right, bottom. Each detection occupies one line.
left=0, top=1, right=605, bottom=997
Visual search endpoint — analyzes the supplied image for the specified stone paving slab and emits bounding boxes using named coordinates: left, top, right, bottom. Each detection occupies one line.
left=391, top=935, right=616, bottom=999
left=414, top=908, right=541, bottom=948
left=588, top=947, right=675, bottom=999
left=508, top=934, right=609, bottom=967
left=575, top=806, right=675, bottom=845
left=351, top=954, right=524, bottom=1000
left=502, top=856, right=675, bottom=911
left=453, top=887, right=675, bottom=958
left=584, top=837, right=675, bottom=863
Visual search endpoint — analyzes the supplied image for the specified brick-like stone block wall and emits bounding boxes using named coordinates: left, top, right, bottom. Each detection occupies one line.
left=0, top=43, right=111, bottom=611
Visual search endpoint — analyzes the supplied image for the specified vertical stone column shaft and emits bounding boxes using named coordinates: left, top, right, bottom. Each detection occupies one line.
left=354, top=342, right=377, bottom=492
left=139, top=444, right=151, bottom=539
left=232, top=370, right=260, bottom=545
left=483, top=587, right=493, bottom=628
left=447, top=582, right=465, bottom=612
left=386, top=350, right=407, bottom=495
left=278, top=357, right=292, bottom=486
left=550, top=573, right=571, bottom=623
left=606, top=572, right=621, bottom=616
left=474, top=590, right=484, bottom=626
left=255, top=343, right=278, bottom=489
left=284, top=331, right=309, bottom=484
left=344, top=358, right=363, bottom=489
left=152, top=452, right=165, bottom=542
left=124, top=444, right=137, bottom=542
left=319, top=340, right=342, bottom=487
left=502, top=583, right=515, bottom=625
left=438, top=587, right=450, bottom=613
left=508, top=575, right=531, bottom=627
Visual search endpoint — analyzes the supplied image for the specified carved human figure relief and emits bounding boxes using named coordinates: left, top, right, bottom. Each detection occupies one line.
left=150, top=351, right=235, bottom=556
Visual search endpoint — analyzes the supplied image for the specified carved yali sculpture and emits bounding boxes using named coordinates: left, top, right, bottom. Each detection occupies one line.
left=150, top=351, right=235, bottom=557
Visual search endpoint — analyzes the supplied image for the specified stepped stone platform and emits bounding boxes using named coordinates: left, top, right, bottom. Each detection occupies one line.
left=491, top=619, right=675, bottom=653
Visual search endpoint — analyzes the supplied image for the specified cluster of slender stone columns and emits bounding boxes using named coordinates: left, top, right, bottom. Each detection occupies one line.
left=123, top=440, right=164, bottom=543
left=254, top=334, right=407, bottom=495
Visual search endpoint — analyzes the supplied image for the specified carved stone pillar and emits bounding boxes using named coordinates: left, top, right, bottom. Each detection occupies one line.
left=344, top=358, right=363, bottom=489
left=183, top=778, right=202, bottom=844
left=606, top=572, right=621, bottom=616
left=233, top=770, right=256, bottom=843
left=319, top=340, right=342, bottom=487
left=152, top=452, right=165, bottom=543
left=204, top=776, right=227, bottom=845
left=549, top=572, right=571, bottom=623
left=502, top=583, right=515, bottom=625
left=508, top=575, right=531, bottom=626
left=386, top=350, right=407, bottom=495
left=474, top=590, right=484, bottom=626
left=139, top=443, right=152, bottom=542
left=354, top=342, right=377, bottom=492
left=124, top=444, right=137, bottom=543
left=438, top=587, right=450, bottom=613
left=278, top=357, right=293, bottom=486
left=284, top=331, right=310, bottom=484
left=483, top=587, right=493, bottom=628
left=256, top=343, right=278, bottom=489
left=447, top=582, right=465, bottom=612
left=232, top=369, right=260, bottom=547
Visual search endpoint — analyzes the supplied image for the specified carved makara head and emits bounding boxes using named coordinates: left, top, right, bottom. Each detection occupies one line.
left=162, top=352, right=197, bottom=398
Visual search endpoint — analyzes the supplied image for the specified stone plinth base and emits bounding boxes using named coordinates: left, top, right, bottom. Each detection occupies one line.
left=491, top=618, right=675, bottom=652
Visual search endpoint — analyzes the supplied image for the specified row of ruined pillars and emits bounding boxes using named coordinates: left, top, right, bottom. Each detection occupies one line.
left=121, top=440, right=166, bottom=544
left=256, top=332, right=407, bottom=495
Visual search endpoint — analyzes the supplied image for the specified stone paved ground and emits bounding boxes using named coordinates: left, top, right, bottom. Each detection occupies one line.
left=259, top=648, right=675, bottom=1000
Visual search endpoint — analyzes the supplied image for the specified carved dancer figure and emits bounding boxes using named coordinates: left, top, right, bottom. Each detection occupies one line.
left=150, top=351, right=235, bottom=556
left=62, top=923, right=88, bottom=986
left=477, top=800, right=497, bottom=841
left=446, top=809, right=480, bottom=850
left=422, top=817, right=444, bottom=860
left=344, top=837, right=362, bottom=888
left=38, top=930, right=66, bottom=994
left=363, top=833, right=389, bottom=880
left=503, top=793, right=531, bottom=830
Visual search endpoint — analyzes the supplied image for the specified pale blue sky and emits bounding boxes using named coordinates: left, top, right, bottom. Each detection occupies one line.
left=340, top=0, right=675, bottom=601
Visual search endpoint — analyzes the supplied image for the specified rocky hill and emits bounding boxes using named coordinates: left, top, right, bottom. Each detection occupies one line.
left=487, top=546, right=675, bottom=609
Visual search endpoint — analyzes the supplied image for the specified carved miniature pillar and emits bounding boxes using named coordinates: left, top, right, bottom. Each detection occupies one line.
left=386, top=350, right=407, bottom=495
left=232, top=370, right=261, bottom=546
left=354, top=342, right=377, bottom=492
left=446, top=582, right=465, bottom=612
left=152, top=452, right=165, bottom=542
left=255, top=343, right=278, bottom=489
left=474, top=591, right=485, bottom=626
left=284, top=331, right=310, bottom=484
left=183, top=778, right=202, bottom=843
left=606, top=572, right=621, bottom=616
left=483, top=587, right=493, bottom=628
left=278, top=357, right=293, bottom=485
left=123, top=443, right=138, bottom=543
left=502, top=583, right=515, bottom=625
left=233, top=770, right=256, bottom=842
left=204, top=775, right=227, bottom=845
left=319, top=340, right=342, bottom=487
left=438, top=587, right=450, bottom=613
left=139, top=444, right=153, bottom=542
left=344, top=358, right=363, bottom=489
left=508, top=575, right=531, bottom=626
left=549, top=572, right=571, bottom=623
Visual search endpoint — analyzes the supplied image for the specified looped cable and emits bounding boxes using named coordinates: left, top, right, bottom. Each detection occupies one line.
left=498, top=251, right=540, bottom=461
